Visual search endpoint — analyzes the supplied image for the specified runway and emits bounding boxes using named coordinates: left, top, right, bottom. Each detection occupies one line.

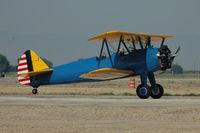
left=0, top=95, right=200, bottom=106
left=0, top=95, right=200, bottom=133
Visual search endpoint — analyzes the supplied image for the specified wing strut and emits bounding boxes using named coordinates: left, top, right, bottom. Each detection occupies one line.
left=137, top=36, right=144, bottom=49
left=131, top=36, right=136, bottom=50
left=160, top=38, right=165, bottom=48
left=121, top=39, right=130, bottom=53
left=104, top=39, right=114, bottom=67
left=145, top=37, right=151, bottom=48
left=98, top=39, right=114, bottom=67
left=116, top=35, right=123, bottom=56
left=98, top=39, right=105, bottom=66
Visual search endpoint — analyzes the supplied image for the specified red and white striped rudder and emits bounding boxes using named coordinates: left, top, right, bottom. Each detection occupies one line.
left=17, top=53, right=31, bottom=86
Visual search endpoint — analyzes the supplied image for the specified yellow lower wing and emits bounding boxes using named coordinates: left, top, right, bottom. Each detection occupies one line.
left=80, top=68, right=134, bottom=80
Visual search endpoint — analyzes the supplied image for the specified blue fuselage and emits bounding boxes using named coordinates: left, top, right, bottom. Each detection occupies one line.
left=34, top=48, right=160, bottom=86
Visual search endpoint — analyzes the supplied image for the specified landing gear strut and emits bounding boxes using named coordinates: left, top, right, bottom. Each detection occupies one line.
left=32, top=88, right=38, bottom=94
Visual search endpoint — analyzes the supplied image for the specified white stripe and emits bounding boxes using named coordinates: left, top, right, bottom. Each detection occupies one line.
left=19, top=60, right=27, bottom=64
left=18, top=65, right=28, bottom=69
left=21, top=54, right=26, bottom=58
left=18, top=76, right=23, bottom=80
left=20, top=80, right=30, bottom=85
left=17, top=76, right=29, bottom=80
left=17, top=70, right=29, bottom=75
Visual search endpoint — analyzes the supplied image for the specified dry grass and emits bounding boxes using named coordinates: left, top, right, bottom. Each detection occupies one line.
left=0, top=74, right=200, bottom=96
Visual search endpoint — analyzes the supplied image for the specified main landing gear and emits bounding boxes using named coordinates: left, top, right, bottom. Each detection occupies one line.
left=151, top=84, right=164, bottom=99
left=136, top=72, right=164, bottom=99
left=136, top=84, right=151, bottom=99
left=136, top=84, right=164, bottom=99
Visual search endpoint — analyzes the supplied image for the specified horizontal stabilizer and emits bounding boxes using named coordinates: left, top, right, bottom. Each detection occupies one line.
left=18, top=68, right=53, bottom=77
left=80, top=68, right=133, bottom=80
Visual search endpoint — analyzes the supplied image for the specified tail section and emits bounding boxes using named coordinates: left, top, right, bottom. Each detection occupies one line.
left=17, top=50, right=52, bottom=86
left=17, top=53, right=31, bottom=85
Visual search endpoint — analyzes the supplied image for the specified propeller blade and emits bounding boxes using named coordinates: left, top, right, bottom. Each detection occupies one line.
left=170, top=46, right=181, bottom=61
left=170, top=56, right=175, bottom=61
left=175, top=46, right=181, bottom=55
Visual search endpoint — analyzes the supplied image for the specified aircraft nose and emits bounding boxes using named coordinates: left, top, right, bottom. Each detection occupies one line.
left=157, top=45, right=173, bottom=71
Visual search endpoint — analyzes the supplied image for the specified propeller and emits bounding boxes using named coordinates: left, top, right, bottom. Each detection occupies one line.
left=157, top=45, right=180, bottom=71
left=175, top=46, right=181, bottom=55
left=171, top=46, right=181, bottom=61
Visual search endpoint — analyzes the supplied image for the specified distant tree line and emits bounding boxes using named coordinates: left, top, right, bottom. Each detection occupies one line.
left=0, top=53, right=53, bottom=73
left=0, top=54, right=17, bottom=73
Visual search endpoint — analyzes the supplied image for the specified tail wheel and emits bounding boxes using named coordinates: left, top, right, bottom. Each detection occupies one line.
left=151, top=84, right=164, bottom=99
left=136, top=84, right=151, bottom=99
left=32, top=89, right=38, bottom=95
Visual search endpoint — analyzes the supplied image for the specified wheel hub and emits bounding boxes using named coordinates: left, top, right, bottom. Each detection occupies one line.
left=150, top=84, right=164, bottom=99
left=152, top=87, right=160, bottom=95
left=140, top=87, right=148, bottom=96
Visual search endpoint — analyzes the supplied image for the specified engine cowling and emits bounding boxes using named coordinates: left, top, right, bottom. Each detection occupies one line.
left=157, top=45, right=173, bottom=71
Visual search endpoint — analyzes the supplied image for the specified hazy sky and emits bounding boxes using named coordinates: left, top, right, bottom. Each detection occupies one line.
left=0, top=0, right=200, bottom=70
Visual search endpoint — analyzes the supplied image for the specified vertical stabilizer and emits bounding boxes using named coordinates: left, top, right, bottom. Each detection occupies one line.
left=17, top=50, right=50, bottom=86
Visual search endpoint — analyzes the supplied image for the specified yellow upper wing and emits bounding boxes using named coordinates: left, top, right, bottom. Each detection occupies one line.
left=89, top=30, right=173, bottom=44
left=80, top=68, right=134, bottom=80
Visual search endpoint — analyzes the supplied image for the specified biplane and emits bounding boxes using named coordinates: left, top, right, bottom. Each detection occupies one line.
left=17, top=30, right=180, bottom=99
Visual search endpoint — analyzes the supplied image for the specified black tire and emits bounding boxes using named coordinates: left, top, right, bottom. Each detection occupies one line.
left=32, top=89, right=38, bottom=94
left=136, top=84, right=151, bottom=99
left=151, top=84, right=164, bottom=99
